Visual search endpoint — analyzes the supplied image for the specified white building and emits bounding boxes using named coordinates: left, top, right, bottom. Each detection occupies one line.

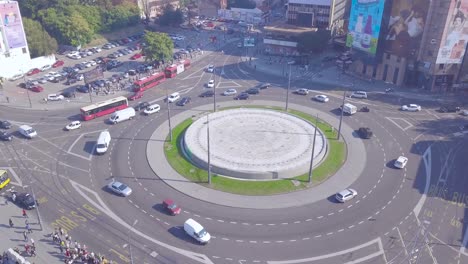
left=286, top=0, right=331, bottom=29
left=218, top=7, right=264, bottom=24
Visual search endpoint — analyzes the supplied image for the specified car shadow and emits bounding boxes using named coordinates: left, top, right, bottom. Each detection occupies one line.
left=83, top=141, right=96, bottom=155
left=152, top=203, right=167, bottom=215
left=326, top=194, right=341, bottom=204
left=386, top=159, right=397, bottom=169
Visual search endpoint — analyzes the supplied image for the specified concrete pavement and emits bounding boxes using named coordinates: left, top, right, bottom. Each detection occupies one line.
left=147, top=100, right=366, bottom=209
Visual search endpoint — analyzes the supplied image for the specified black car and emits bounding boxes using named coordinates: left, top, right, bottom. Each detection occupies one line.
left=65, top=78, right=77, bottom=85
left=358, top=127, right=373, bottom=139
left=0, top=131, right=12, bottom=141
left=62, top=90, right=76, bottom=98
left=256, top=83, right=271, bottom=89
left=199, top=90, right=214, bottom=97
left=177, top=97, right=191, bottom=106
left=235, top=92, right=249, bottom=100
left=14, top=193, right=36, bottom=209
left=0, top=120, right=12, bottom=129
left=439, top=105, right=461, bottom=113
left=245, top=88, right=260, bottom=94
left=76, top=85, right=90, bottom=93
left=134, top=101, right=150, bottom=111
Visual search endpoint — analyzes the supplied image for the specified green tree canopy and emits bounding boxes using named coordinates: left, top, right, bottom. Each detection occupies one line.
left=142, top=31, right=173, bottom=63
left=297, top=30, right=331, bottom=54
left=23, top=18, right=58, bottom=57
left=228, top=0, right=256, bottom=9
left=158, top=5, right=184, bottom=27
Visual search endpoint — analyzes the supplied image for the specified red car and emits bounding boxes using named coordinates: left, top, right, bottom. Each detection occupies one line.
left=128, top=91, right=143, bottom=100
left=27, top=68, right=40, bottom=76
left=130, top=53, right=142, bottom=60
left=162, top=199, right=181, bottom=215
left=52, top=60, right=64, bottom=68
left=206, top=22, right=214, bottom=27
left=30, top=85, right=44, bottom=92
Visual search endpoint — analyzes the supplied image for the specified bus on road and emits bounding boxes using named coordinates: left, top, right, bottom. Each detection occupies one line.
left=133, top=72, right=166, bottom=92
left=80, top=96, right=128, bottom=121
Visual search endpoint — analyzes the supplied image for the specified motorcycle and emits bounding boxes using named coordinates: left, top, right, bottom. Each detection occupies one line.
left=360, top=106, right=370, bottom=112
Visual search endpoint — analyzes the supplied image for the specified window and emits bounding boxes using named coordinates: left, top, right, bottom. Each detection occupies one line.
left=393, top=68, right=399, bottom=84
left=4, top=53, right=10, bottom=58
left=372, top=66, right=377, bottom=78
left=22, top=48, right=27, bottom=54
left=439, top=64, right=444, bottom=70
left=386, top=53, right=391, bottom=60
left=362, top=64, right=367, bottom=74
left=383, top=65, right=389, bottom=80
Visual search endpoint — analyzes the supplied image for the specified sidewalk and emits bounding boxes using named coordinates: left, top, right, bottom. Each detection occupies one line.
left=0, top=196, right=60, bottom=264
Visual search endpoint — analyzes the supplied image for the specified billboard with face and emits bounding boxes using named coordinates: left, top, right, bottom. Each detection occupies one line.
left=0, top=1, right=27, bottom=50
left=383, top=0, right=428, bottom=58
left=436, top=0, right=468, bottom=64
left=346, top=0, right=386, bottom=55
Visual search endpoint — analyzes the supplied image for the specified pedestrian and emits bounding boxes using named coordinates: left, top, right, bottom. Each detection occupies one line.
left=25, top=219, right=29, bottom=225
left=22, top=209, right=27, bottom=218
left=27, top=224, right=33, bottom=233
left=23, top=231, right=28, bottom=242
left=74, top=240, right=78, bottom=248
left=59, top=244, right=64, bottom=254
left=30, top=238, right=35, bottom=247
left=9, top=218, right=13, bottom=227
left=24, top=244, right=30, bottom=254
left=59, top=227, right=64, bottom=236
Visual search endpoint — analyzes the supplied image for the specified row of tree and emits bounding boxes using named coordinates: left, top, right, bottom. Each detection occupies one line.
left=18, top=0, right=140, bottom=57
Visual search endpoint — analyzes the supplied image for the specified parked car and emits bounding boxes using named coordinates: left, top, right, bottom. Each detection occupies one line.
left=76, top=85, right=90, bottom=93
left=350, top=91, right=367, bottom=99
left=47, top=94, right=65, bottom=101
left=131, top=53, right=142, bottom=60
left=52, top=60, right=65, bottom=68
left=9, top=73, right=24, bottom=81
left=162, top=199, right=181, bottom=215
left=335, top=188, right=357, bottom=203
left=29, top=85, right=44, bottom=92
left=27, top=68, right=41, bottom=76
left=40, top=64, right=52, bottom=71
left=256, top=83, right=270, bottom=89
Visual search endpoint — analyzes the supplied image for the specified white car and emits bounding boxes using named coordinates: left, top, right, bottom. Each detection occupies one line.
left=37, top=78, right=48, bottom=84
left=41, top=65, right=52, bottom=71
left=82, top=61, right=92, bottom=68
left=108, top=181, right=132, bottom=196
left=47, top=94, right=65, bottom=101
left=401, top=104, right=421, bottom=112
left=48, top=71, right=62, bottom=78
left=223, top=89, right=237, bottom=96
left=207, top=79, right=215, bottom=88
left=65, top=121, right=81, bottom=131
left=9, top=73, right=24, bottom=81
left=143, top=104, right=161, bottom=115
left=92, top=47, right=102, bottom=52
left=350, top=91, right=367, bottom=99
left=460, top=109, right=468, bottom=116
left=335, top=188, right=358, bottom=203
left=89, top=60, right=97, bottom=66
left=294, top=88, right=309, bottom=95
left=394, top=156, right=408, bottom=169
left=70, top=54, right=81, bottom=60
left=206, top=65, right=214, bottom=73
left=314, top=94, right=329, bottom=102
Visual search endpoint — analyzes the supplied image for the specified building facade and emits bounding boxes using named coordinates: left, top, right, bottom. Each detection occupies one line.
left=329, top=0, right=349, bottom=36
left=286, top=0, right=331, bottom=28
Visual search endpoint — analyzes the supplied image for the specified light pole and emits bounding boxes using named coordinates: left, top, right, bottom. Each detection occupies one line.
left=165, top=86, right=173, bottom=141
left=308, top=114, right=319, bottom=183
left=128, top=219, right=138, bottom=264
left=337, top=90, right=346, bottom=140
left=206, top=114, right=212, bottom=184
left=20, top=69, right=32, bottom=108
left=213, top=70, right=216, bottom=112
left=285, top=62, right=293, bottom=111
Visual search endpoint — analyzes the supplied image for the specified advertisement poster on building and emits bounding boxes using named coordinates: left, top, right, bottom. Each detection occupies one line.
left=0, top=2, right=27, bottom=49
left=384, top=0, right=428, bottom=58
left=436, top=0, right=468, bottom=64
left=346, top=0, right=385, bottom=55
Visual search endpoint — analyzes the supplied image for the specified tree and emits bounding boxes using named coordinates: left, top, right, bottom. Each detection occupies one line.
left=296, top=30, right=331, bottom=54
left=158, top=5, right=184, bottom=26
left=22, top=18, right=58, bottom=57
left=228, top=0, right=256, bottom=9
left=142, top=31, right=173, bottom=63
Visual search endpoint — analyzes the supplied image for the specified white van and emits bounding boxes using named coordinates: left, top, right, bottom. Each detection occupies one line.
left=350, top=91, right=368, bottom=99
left=18, top=125, right=37, bottom=139
left=96, top=131, right=111, bottom=154
left=184, top=218, right=211, bottom=244
left=342, top=103, right=357, bottom=115
left=167, top=92, right=180, bottom=103
left=143, top=104, right=161, bottom=115
left=109, top=107, right=135, bottom=124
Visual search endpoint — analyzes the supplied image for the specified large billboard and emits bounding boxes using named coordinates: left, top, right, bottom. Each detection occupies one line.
left=0, top=1, right=27, bottom=50
left=346, top=0, right=386, bottom=55
left=436, top=0, right=468, bottom=64
left=383, top=0, right=428, bottom=58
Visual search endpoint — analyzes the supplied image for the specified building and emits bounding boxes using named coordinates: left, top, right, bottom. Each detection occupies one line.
left=218, top=7, right=264, bottom=24
left=286, top=0, right=331, bottom=28
left=329, top=0, right=350, bottom=37
left=137, top=0, right=180, bottom=19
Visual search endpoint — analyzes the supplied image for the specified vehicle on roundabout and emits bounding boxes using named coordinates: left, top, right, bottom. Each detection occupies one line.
left=0, top=170, right=11, bottom=189
left=394, top=156, right=408, bottom=169
left=107, top=181, right=132, bottom=197
left=133, top=101, right=150, bottom=111
left=184, top=218, right=211, bottom=244
left=360, top=106, right=370, bottom=112
left=335, top=188, right=357, bottom=203
left=12, top=192, right=36, bottom=209
left=401, top=104, right=421, bottom=112
left=439, top=105, right=460, bottom=113
left=235, top=92, right=249, bottom=100
left=167, top=92, right=180, bottom=103
left=177, top=97, right=191, bottom=106
left=144, top=104, right=161, bottom=115
left=223, top=89, right=237, bottom=96
left=358, top=127, right=373, bottom=139
left=65, top=121, right=81, bottom=131
left=199, top=90, right=214, bottom=97
left=314, top=94, right=329, bottom=102
left=350, top=91, right=367, bottom=99
left=0, top=131, right=12, bottom=141
left=206, top=79, right=215, bottom=88
left=256, top=83, right=270, bottom=89
left=163, top=199, right=181, bottom=215
left=206, top=65, right=214, bottom=73
left=245, top=87, right=260, bottom=94
left=0, top=120, right=12, bottom=129
left=294, top=88, right=309, bottom=95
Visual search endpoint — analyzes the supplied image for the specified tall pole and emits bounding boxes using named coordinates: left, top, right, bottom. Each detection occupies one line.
left=30, top=185, right=43, bottom=231
left=166, top=86, right=173, bottom=141
left=213, top=70, right=216, bottom=112
left=207, top=114, right=212, bottom=184
left=21, top=70, right=32, bottom=108
left=285, top=64, right=291, bottom=111
left=337, top=90, right=346, bottom=140
left=308, top=114, right=319, bottom=183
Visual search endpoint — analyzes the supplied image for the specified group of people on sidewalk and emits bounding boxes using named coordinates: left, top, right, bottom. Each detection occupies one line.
left=52, top=228, right=113, bottom=264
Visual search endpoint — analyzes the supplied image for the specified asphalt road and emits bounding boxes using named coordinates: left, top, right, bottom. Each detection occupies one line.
left=1, top=39, right=468, bottom=264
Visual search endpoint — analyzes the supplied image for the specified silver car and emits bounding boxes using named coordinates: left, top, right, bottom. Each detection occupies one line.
left=108, top=181, right=132, bottom=196
left=335, top=188, right=357, bottom=203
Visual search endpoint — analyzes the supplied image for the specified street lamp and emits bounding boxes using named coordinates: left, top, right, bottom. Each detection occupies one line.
left=285, top=61, right=293, bottom=111
left=308, top=114, right=319, bottom=183
left=337, top=90, right=346, bottom=140
left=206, top=114, right=212, bottom=184
left=165, top=86, right=173, bottom=142
left=20, top=69, right=32, bottom=108
left=213, top=70, right=217, bottom=112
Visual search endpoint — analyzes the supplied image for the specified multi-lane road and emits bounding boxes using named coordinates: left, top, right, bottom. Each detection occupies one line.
left=1, top=39, right=468, bottom=264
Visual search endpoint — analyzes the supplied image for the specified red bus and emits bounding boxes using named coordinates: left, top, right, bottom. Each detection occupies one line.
left=181, top=59, right=191, bottom=70
left=133, top=72, right=166, bottom=92
left=80, top=96, right=128, bottom=121
left=165, top=64, right=177, bottom=78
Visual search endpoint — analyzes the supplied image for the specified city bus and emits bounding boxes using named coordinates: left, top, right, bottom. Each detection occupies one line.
left=165, top=64, right=178, bottom=78
left=133, top=72, right=166, bottom=92
left=80, top=96, right=128, bottom=121
left=165, top=59, right=191, bottom=78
